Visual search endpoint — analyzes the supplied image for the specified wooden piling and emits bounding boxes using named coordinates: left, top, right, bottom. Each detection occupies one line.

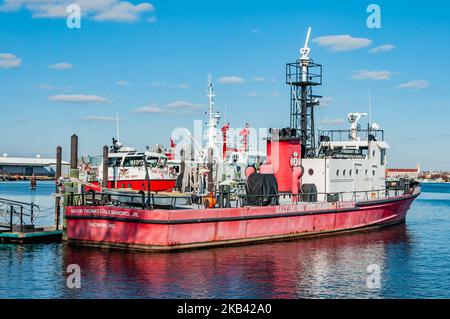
left=70, top=134, right=78, bottom=170
left=180, top=149, right=185, bottom=175
left=102, top=145, right=108, bottom=188
left=30, top=174, right=37, bottom=189
left=55, top=146, right=62, bottom=230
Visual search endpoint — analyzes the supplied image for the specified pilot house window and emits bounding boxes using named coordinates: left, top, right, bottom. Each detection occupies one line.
left=380, top=149, right=386, bottom=165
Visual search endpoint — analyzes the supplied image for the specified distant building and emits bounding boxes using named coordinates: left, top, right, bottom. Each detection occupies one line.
left=386, top=164, right=420, bottom=179
left=418, top=171, right=450, bottom=183
left=0, top=155, right=69, bottom=178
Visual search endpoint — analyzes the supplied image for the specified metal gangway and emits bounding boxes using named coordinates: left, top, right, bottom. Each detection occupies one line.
left=0, top=197, right=41, bottom=233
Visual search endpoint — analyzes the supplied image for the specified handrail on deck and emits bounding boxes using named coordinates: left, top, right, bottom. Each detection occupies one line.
left=65, top=186, right=409, bottom=210
left=319, top=129, right=384, bottom=142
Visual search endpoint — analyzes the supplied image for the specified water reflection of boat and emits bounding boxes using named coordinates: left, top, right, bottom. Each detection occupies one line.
left=62, top=224, right=411, bottom=299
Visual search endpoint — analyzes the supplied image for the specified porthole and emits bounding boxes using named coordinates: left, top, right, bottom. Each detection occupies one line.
left=308, top=168, right=314, bottom=176
left=336, top=169, right=340, bottom=176
left=343, top=169, right=346, bottom=176
left=373, top=150, right=376, bottom=157
left=349, top=169, right=352, bottom=176
left=356, top=169, right=359, bottom=175
left=372, top=170, right=376, bottom=176
left=365, top=169, right=368, bottom=176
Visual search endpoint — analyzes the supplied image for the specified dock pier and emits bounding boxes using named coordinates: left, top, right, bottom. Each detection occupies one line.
left=0, top=197, right=62, bottom=243
left=0, top=133, right=81, bottom=244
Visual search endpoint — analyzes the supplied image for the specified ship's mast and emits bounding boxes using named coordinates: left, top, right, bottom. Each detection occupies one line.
left=207, top=74, right=215, bottom=148
left=286, top=27, right=322, bottom=158
left=116, top=112, right=120, bottom=142
left=205, top=74, right=220, bottom=157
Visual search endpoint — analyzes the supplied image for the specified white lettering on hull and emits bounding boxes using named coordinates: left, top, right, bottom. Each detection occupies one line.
left=275, top=201, right=355, bottom=214
left=70, top=208, right=139, bottom=218
left=88, top=222, right=116, bottom=229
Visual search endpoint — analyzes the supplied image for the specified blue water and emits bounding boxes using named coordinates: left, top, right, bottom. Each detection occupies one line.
left=0, top=181, right=449, bottom=298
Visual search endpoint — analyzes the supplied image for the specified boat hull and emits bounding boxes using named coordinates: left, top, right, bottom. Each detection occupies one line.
left=65, top=192, right=419, bottom=251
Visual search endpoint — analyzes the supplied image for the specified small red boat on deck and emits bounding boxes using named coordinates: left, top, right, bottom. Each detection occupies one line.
left=64, top=27, right=421, bottom=251
left=83, top=140, right=176, bottom=193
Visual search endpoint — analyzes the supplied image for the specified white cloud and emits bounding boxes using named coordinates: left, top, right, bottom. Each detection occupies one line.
left=0, top=0, right=155, bottom=23
left=146, top=81, right=188, bottom=88
left=243, top=92, right=278, bottom=97
left=133, top=106, right=166, bottom=114
left=351, top=70, right=392, bottom=81
left=82, top=115, right=122, bottom=122
left=49, top=94, right=109, bottom=103
left=170, top=83, right=189, bottom=89
left=313, top=35, right=372, bottom=52
left=49, top=62, right=73, bottom=70
left=166, top=100, right=203, bottom=112
left=319, top=118, right=345, bottom=125
left=146, top=81, right=167, bottom=87
left=243, top=92, right=260, bottom=97
left=34, top=84, right=56, bottom=90
left=134, top=100, right=204, bottom=114
left=35, top=83, right=72, bottom=91
left=319, top=97, right=332, bottom=106
left=396, top=80, right=430, bottom=90
left=369, top=44, right=395, bottom=54
left=93, top=2, right=154, bottom=22
left=116, top=80, right=129, bottom=86
left=253, top=77, right=265, bottom=82
left=0, top=53, right=21, bottom=69
left=252, top=28, right=260, bottom=33
left=218, top=76, right=245, bottom=84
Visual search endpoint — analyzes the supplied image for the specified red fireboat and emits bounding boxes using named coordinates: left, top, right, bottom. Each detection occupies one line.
left=82, top=138, right=177, bottom=194
left=65, top=27, right=420, bottom=251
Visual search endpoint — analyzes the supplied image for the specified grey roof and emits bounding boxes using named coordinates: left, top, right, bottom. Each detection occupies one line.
left=0, top=156, right=70, bottom=167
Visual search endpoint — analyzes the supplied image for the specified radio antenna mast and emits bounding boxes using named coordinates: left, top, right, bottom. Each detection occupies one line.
left=116, top=112, right=120, bottom=142
left=368, top=88, right=372, bottom=126
left=286, top=26, right=322, bottom=158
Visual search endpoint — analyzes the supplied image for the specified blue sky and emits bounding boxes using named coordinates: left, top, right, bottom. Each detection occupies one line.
left=1, top=0, right=449, bottom=170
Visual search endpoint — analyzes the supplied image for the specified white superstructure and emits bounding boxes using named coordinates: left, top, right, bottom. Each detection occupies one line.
left=301, top=118, right=388, bottom=201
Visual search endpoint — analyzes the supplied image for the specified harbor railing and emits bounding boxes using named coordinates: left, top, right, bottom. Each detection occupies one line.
left=65, top=186, right=413, bottom=211
left=0, top=198, right=41, bottom=233
left=319, top=129, right=384, bottom=142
